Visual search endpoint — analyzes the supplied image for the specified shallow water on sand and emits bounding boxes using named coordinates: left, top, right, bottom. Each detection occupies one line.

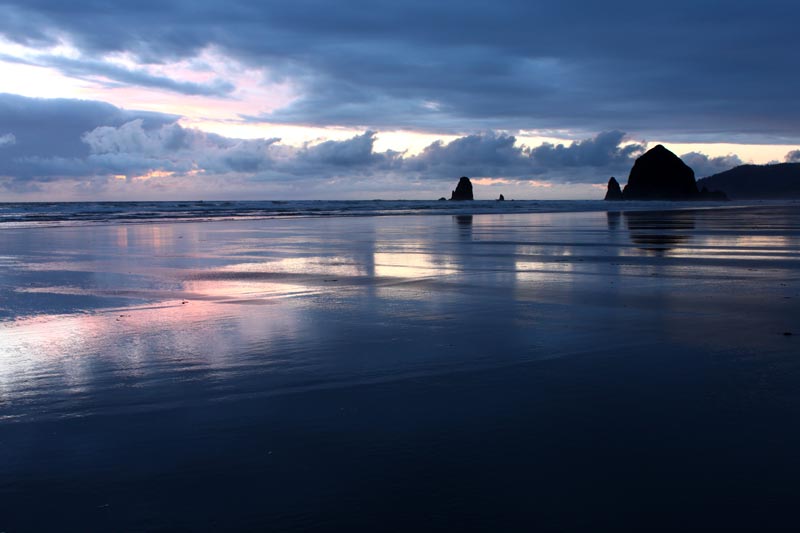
left=1, top=206, right=799, bottom=531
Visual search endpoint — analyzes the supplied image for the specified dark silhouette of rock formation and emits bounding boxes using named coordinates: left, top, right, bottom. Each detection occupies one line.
left=698, top=186, right=729, bottom=201
left=604, top=177, right=623, bottom=200
left=450, top=177, right=474, bottom=201
left=622, top=145, right=699, bottom=200
left=696, top=163, right=800, bottom=199
left=438, top=197, right=447, bottom=201
left=497, top=194, right=505, bottom=201
left=603, top=145, right=727, bottom=201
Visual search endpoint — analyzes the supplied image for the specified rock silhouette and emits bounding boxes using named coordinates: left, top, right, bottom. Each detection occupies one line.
left=604, top=177, right=623, bottom=200
left=622, top=145, right=699, bottom=200
left=497, top=194, right=505, bottom=201
left=698, top=186, right=729, bottom=201
left=450, top=177, right=474, bottom=201
left=605, top=145, right=727, bottom=201
left=697, top=163, right=800, bottom=199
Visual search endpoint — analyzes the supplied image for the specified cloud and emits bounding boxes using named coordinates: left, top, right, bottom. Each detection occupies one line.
left=786, top=150, right=800, bottom=163
left=404, top=130, right=644, bottom=182
left=529, top=131, right=645, bottom=169
left=10, top=54, right=236, bottom=97
left=0, top=94, right=752, bottom=198
left=680, top=152, right=744, bottom=178
left=296, top=131, right=391, bottom=168
left=404, top=132, right=527, bottom=177
left=82, top=119, right=284, bottom=176
left=0, top=132, right=15, bottom=147
left=0, top=93, right=176, bottom=189
left=0, top=1, right=798, bottom=142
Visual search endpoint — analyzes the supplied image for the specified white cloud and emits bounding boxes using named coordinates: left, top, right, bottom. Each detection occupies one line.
left=680, top=152, right=744, bottom=178
left=0, top=132, right=16, bottom=147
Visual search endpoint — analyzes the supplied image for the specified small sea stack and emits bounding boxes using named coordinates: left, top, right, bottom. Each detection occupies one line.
left=497, top=194, right=505, bottom=201
left=604, top=177, right=623, bottom=201
left=450, top=177, right=474, bottom=201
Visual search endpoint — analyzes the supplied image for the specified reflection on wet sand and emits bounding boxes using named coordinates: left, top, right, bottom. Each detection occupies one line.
left=1, top=206, right=800, bottom=531
left=454, top=215, right=473, bottom=240
left=1, top=207, right=799, bottom=423
left=606, top=211, right=622, bottom=230
left=623, top=209, right=696, bottom=252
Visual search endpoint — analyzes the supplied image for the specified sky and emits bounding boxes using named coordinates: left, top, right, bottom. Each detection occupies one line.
left=0, top=0, right=798, bottom=200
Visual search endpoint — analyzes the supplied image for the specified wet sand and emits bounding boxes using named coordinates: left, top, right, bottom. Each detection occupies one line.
left=1, top=206, right=799, bottom=530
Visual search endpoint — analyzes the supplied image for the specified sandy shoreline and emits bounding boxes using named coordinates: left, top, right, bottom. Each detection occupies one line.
left=1, top=205, right=799, bottom=530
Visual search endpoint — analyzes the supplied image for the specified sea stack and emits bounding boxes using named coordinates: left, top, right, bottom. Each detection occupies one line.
left=622, top=145, right=699, bottom=200
left=450, top=177, right=474, bottom=201
left=604, top=177, right=623, bottom=201
left=497, top=194, right=505, bottom=201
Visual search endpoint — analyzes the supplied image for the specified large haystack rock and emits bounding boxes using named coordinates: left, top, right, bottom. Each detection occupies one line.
left=622, top=145, right=699, bottom=200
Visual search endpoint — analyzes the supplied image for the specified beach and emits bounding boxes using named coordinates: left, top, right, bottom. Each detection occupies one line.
left=1, top=204, right=799, bottom=531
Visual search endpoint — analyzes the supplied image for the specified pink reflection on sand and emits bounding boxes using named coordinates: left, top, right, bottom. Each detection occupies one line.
left=0, top=280, right=305, bottom=411
left=219, top=256, right=367, bottom=277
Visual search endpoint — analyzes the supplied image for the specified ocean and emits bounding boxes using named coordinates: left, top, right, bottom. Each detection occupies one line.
left=2, top=198, right=794, bottom=227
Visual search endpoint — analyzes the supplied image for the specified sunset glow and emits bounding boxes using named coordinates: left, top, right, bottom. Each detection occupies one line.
left=0, top=2, right=797, bottom=200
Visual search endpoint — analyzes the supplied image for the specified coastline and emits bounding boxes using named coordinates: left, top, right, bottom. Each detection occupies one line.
left=1, top=198, right=798, bottom=229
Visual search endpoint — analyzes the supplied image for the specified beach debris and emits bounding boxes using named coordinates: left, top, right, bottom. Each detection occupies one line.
left=449, top=176, right=474, bottom=201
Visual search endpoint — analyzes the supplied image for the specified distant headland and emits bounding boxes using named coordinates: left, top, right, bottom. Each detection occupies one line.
left=697, top=163, right=800, bottom=199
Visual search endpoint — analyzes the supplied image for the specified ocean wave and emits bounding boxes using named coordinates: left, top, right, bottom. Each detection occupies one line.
left=0, top=199, right=794, bottom=228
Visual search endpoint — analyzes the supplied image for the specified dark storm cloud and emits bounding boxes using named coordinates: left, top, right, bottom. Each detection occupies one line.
left=0, top=1, right=798, bottom=141
left=404, top=130, right=644, bottom=181
left=0, top=93, right=176, bottom=188
left=529, top=131, right=645, bottom=169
